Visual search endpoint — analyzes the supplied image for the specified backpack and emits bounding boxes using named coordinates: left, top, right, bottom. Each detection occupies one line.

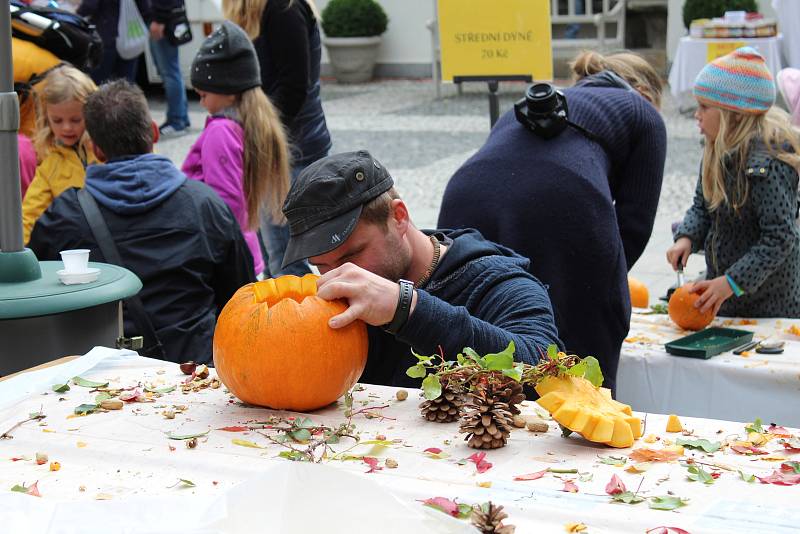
left=10, top=1, right=103, bottom=71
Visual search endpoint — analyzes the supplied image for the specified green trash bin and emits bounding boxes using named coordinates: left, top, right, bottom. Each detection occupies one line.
left=0, top=261, right=142, bottom=375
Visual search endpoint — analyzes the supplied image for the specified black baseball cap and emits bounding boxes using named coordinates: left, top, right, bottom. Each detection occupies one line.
left=281, top=150, right=394, bottom=268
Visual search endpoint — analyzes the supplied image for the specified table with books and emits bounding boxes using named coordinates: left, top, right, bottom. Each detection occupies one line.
left=0, top=347, right=798, bottom=533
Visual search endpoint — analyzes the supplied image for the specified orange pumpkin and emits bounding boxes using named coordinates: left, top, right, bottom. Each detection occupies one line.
left=628, top=276, right=649, bottom=308
left=213, top=274, right=369, bottom=411
left=668, top=285, right=715, bottom=331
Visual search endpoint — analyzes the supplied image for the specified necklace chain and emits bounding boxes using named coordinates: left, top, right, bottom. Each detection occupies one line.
left=415, top=234, right=441, bottom=289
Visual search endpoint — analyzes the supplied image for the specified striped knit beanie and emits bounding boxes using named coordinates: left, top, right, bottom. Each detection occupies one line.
left=693, top=47, right=775, bottom=115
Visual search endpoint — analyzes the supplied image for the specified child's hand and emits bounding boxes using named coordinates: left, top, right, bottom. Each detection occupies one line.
left=690, top=277, right=733, bottom=315
left=666, top=237, right=692, bottom=271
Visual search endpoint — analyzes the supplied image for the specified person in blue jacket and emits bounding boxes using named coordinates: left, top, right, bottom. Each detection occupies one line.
left=280, top=150, right=562, bottom=388
left=438, top=51, right=667, bottom=393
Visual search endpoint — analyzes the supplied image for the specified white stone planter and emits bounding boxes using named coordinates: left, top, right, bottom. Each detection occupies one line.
left=323, top=36, right=382, bottom=83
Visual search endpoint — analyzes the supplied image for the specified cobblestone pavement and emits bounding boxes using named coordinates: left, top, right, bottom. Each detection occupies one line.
left=150, top=79, right=706, bottom=300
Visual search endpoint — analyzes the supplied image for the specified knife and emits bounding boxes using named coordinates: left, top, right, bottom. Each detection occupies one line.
left=732, top=340, right=759, bottom=355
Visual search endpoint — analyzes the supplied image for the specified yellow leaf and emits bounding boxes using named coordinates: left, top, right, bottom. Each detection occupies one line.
left=76, top=442, right=87, bottom=448
left=625, top=462, right=651, bottom=473
left=42, top=428, right=56, bottom=433
left=49, top=461, right=61, bottom=472
left=565, top=522, right=587, bottom=533
left=643, top=434, right=658, bottom=444
left=95, top=493, right=113, bottom=500
left=231, top=439, right=264, bottom=449
left=476, top=481, right=492, bottom=488
left=761, top=455, right=790, bottom=462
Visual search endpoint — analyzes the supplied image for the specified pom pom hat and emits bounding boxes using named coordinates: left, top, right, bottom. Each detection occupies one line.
left=693, top=47, right=776, bottom=115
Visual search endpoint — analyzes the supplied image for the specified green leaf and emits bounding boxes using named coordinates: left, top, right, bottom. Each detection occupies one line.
left=344, top=390, right=353, bottom=410
left=783, top=461, right=800, bottom=474
left=547, top=344, right=558, bottom=359
left=10, top=485, right=28, bottom=493
left=295, top=417, right=316, bottom=429
left=649, top=496, right=688, bottom=511
left=411, top=350, right=434, bottom=364
left=686, top=465, right=714, bottom=484
left=421, top=374, right=442, bottom=401
left=456, top=353, right=466, bottom=366
left=501, top=365, right=523, bottom=382
left=406, top=364, right=427, bottom=379
left=288, top=428, right=312, bottom=443
left=278, top=450, right=306, bottom=461
left=145, top=385, right=176, bottom=394
left=612, top=491, right=644, bottom=504
left=52, top=383, right=70, bottom=393
left=481, top=342, right=516, bottom=371
left=178, top=478, right=195, bottom=488
left=167, top=430, right=210, bottom=440
left=738, top=470, right=756, bottom=483
left=745, top=418, right=764, bottom=434
left=578, top=472, right=594, bottom=482
left=72, top=376, right=109, bottom=388
left=676, top=438, right=721, bottom=453
left=462, top=347, right=481, bottom=363
left=94, top=392, right=112, bottom=404
left=566, top=356, right=604, bottom=387
left=456, top=503, right=474, bottom=519
left=73, top=403, right=98, bottom=415
left=598, top=455, right=627, bottom=466
left=231, top=438, right=264, bottom=448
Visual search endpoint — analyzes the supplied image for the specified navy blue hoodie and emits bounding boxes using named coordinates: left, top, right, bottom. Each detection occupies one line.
left=28, top=154, right=255, bottom=364
left=362, top=229, right=562, bottom=387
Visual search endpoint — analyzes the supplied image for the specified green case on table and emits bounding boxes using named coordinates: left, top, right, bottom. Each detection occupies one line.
left=664, top=327, right=754, bottom=359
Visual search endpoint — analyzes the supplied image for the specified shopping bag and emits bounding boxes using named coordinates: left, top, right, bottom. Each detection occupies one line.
left=116, top=0, right=148, bottom=60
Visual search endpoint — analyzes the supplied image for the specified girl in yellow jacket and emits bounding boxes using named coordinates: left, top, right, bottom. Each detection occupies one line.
left=22, top=66, right=98, bottom=243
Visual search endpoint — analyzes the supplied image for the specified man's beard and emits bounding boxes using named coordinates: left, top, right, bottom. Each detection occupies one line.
left=375, top=232, right=411, bottom=282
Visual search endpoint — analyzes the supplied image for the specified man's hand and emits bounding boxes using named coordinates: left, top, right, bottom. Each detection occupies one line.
left=316, top=263, right=416, bottom=329
left=690, top=277, right=733, bottom=315
left=666, top=237, right=692, bottom=271
left=150, top=22, right=165, bottom=40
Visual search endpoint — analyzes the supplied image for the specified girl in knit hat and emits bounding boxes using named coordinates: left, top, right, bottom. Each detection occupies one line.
left=182, top=21, right=290, bottom=277
left=667, top=47, right=800, bottom=318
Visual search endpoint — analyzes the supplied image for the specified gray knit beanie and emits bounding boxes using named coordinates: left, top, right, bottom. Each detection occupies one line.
left=191, top=21, right=261, bottom=95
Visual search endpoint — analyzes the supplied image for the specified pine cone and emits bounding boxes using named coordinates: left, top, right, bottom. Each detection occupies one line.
left=471, top=502, right=515, bottom=533
left=493, top=378, right=526, bottom=415
left=419, top=386, right=463, bottom=422
left=459, top=388, right=514, bottom=449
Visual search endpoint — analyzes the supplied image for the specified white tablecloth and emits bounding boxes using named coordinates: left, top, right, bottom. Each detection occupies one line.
left=668, top=36, right=784, bottom=97
left=773, top=0, right=800, bottom=68
left=617, top=313, right=800, bottom=427
left=0, top=347, right=799, bottom=533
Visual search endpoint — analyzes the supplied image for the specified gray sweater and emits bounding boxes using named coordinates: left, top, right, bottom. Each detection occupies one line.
left=676, top=142, right=800, bottom=317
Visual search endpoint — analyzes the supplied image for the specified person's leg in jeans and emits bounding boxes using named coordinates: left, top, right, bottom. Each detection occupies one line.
left=115, top=56, right=139, bottom=84
left=91, top=45, right=117, bottom=84
left=261, top=162, right=314, bottom=277
left=150, top=37, right=190, bottom=132
left=565, top=0, right=585, bottom=39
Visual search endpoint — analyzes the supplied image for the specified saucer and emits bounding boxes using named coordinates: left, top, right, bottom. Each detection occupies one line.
left=57, top=268, right=101, bottom=285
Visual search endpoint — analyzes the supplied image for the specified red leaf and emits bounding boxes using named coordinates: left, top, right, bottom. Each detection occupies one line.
left=730, top=445, right=768, bottom=455
left=10, top=457, right=25, bottom=462
left=363, top=457, right=382, bottom=474
left=782, top=439, right=800, bottom=454
left=513, top=469, right=548, bottom=481
left=27, top=481, right=41, bottom=498
left=562, top=479, right=579, bottom=493
left=424, top=447, right=443, bottom=454
left=420, top=497, right=459, bottom=517
left=767, top=424, right=792, bottom=438
left=710, top=472, right=721, bottom=479
left=757, top=470, right=800, bottom=486
left=119, top=389, right=142, bottom=403
left=605, top=474, right=626, bottom=495
left=217, top=426, right=248, bottom=432
left=645, top=528, right=691, bottom=534
left=467, top=452, right=493, bottom=474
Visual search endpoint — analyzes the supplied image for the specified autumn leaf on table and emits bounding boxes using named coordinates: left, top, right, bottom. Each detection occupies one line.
left=648, top=495, right=688, bottom=511
left=645, top=527, right=691, bottom=534
left=216, top=426, right=249, bottom=432
left=561, top=479, right=579, bottom=493
left=420, top=497, right=473, bottom=519
left=767, top=424, right=793, bottom=438
left=363, top=457, right=382, bottom=473
left=729, top=444, right=768, bottom=455
left=686, top=465, right=714, bottom=484
left=781, top=438, right=800, bottom=453
left=513, top=469, right=548, bottom=481
left=423, top=447, right=450, bottom=460
left=605, top=474, right=626, bottom=495
left=467, top=452, right=493, bottom=474
left=612, top=491, right=645, bottom=505
left=119, top=388, right=148, bottom=403
left=231, top=438, right=263, bottom=449
left=565, top=522, right=588, bottom=532
left=598, top=455, right=627, bottom=466
left=757, top=469, right=800, bottom=486
left=629, top=448, right=682, bottom=463
left=72, top=376, right=109, bottom=388
left=782, top=461, right=800, bottom=474
left=10, top=481, right=40, bottom=497
left=676, top=438, right=721, bottom=453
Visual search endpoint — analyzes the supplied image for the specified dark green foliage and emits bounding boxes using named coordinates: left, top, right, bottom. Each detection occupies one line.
left=682, top=0, right=759, bottom=29
left=321, top=0, right=388, bottom=37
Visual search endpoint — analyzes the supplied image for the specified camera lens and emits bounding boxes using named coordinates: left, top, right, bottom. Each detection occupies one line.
left=526, top=83, right=559, bottom=114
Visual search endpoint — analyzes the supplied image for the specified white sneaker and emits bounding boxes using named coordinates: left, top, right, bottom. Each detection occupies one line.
left=159, top=125, right=189, bottom=139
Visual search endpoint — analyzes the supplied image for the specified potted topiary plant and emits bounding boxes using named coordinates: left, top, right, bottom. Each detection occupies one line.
left=682, top=0, right=758, bottom=30
left=321, top=0, right=388, bottom=83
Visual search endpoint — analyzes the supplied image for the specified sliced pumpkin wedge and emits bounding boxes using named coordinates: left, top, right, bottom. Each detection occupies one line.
left=535, top=375, right=642, bottom=448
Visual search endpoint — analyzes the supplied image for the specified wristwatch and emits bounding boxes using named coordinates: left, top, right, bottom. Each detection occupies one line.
left=383, top=279, right=414, bottom=335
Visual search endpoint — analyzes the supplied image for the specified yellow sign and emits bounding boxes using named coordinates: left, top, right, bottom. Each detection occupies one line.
left=706, top=41, right=746, bottom=63
left=437, top=0, right=552, bottom=81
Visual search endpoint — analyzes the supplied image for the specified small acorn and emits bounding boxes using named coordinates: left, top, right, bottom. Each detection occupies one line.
left=179, top=361, right=196, bottom=375
left=186, top=437, right=198, bottom=449
left=396, top=389, right=408, bottom=401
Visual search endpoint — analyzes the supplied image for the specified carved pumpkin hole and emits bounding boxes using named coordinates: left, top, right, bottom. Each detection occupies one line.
left=253, top=274, right=318, bottom=307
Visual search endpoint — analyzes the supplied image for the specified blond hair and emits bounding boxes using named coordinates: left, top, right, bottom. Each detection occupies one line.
left=223, top=0, right=318, bottom=39
left=570, top=50, right=663, bottom=109
left=237, top=87, right=291, bottom=227
left=701, top=106, right=800, bottom=211
left=33, top=65, right=97, bottom=159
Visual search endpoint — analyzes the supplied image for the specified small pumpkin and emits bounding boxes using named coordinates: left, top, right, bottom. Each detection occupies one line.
left=213, top=274, right=369, bottom=411
left=535, top=375, right=642, bottom=448
left=628, top=276, right=649, bottom=308
left=668, top=284, right=715, bottom=331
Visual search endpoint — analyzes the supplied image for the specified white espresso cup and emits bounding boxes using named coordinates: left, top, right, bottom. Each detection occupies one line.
left=60, top=249, right=90, bottom=273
